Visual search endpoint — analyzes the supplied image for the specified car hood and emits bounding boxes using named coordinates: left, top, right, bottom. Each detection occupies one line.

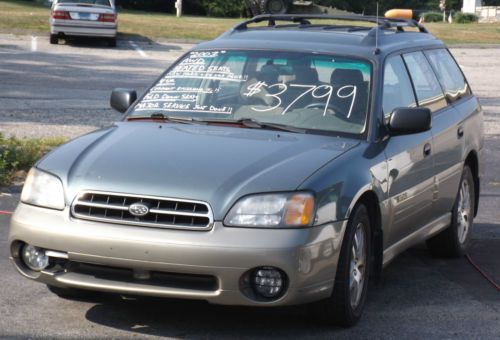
left=38, top=122, right=359, bottom=219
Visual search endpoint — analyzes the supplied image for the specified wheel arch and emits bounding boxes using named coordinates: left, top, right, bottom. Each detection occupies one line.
left=464, top=150, right=480, bottom=217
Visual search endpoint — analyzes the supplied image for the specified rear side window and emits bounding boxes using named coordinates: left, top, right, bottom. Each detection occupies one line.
left=382, top=56, right=417, bottom=118
left=424, top=49, right=471, bottom=102
left=403, top=51, right=447, bottom=113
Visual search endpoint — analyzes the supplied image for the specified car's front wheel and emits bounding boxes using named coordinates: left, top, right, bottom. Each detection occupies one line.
left=427, top=165, right=475, bottom=257
left=310, top=204, right=371, bottom=327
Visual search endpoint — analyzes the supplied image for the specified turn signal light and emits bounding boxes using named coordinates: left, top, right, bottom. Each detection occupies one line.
left=283, top=193, right=315, bottom=226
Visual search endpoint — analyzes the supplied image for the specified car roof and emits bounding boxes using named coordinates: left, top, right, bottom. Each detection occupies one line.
left=196, top=15, right=446, bottom=60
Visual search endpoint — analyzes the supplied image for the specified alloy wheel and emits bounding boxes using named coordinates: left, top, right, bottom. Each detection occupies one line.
left=349, top=222, right=367, bottom=309
left=457, top=179, right=472, bottom=244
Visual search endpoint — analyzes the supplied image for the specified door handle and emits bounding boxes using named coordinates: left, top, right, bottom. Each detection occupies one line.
left=423, top=143, right=432, bottom=157
left=457, top=126, right=464, bottom=138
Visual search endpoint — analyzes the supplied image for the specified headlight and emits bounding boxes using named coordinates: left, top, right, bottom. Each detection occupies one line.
left=224, top=192, right=315, bottom=228
left=21, top=168, right=65, bottom=210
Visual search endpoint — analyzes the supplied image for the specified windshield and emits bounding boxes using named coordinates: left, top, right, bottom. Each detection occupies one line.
left=129, top=50, right=372, bottom=135
left=57, top=0, right=111, bottom=6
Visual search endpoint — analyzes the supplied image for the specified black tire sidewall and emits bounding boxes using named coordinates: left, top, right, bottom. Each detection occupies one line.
left=50, top=34, right=58, bottom=44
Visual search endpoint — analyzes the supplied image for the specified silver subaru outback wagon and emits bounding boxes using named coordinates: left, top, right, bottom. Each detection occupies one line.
left=8, top=14, right=484, bottom=327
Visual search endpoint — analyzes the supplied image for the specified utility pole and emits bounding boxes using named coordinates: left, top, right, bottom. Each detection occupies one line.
left=175, top=0, right=182, bottom=17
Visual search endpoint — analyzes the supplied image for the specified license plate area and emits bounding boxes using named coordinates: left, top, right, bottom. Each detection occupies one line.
left=69, top=12, right=99, bottom=21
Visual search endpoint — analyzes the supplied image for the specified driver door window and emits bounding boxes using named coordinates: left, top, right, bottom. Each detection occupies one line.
left=382, top=55, right=417, bottom=119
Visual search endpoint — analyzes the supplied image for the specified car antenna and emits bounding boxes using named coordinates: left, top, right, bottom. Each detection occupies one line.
left=374, top=2, right=381, bottom=55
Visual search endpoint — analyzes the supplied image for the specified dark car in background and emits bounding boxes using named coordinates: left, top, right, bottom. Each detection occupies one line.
left=9, top=14, right=484, bottom=327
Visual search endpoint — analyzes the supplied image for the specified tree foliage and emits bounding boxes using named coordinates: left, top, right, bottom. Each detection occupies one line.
left=202, top=0, right=244, bottom=17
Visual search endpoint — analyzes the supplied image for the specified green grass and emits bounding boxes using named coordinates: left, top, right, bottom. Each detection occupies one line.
left=1, top=0, right=500, bottom=43
left=0, top=133, right=66, bottom=187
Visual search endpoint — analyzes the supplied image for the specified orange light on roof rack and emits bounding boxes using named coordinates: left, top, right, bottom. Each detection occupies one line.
left=385, top=9, right=413, bottom=20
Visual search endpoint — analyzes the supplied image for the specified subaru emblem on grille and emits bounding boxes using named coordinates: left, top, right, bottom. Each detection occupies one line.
left=129, top=202, right=149, bottom=217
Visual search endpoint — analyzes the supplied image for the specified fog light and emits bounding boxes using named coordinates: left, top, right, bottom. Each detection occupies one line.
left=252, top=266, right=285, bottom=299
left=21, top=244, right=49, bottom=271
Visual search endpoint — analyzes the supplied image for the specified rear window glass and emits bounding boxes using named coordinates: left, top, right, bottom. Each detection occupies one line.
left=57, top=0, right=111, bottom=6
left=424, top=49, right=471, bottom=103
left=129, top=50, right=372, bottom=136
left=403, top=51, right=447, bottom=113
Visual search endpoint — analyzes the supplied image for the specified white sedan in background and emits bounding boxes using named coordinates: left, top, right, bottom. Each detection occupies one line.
left=49, top=0, right=117, bottom=46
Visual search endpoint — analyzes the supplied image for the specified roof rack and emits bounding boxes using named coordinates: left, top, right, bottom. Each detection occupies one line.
left=233, top=14, right=428, bottom=34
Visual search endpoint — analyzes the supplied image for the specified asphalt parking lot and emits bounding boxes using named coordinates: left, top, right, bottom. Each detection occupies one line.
left=0, top=34, right=499, bottom=339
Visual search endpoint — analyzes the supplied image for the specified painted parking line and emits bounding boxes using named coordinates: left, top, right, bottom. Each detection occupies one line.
left=128, top=40, right=148, bottom=58
left=31, top=36, right=37, bottom=52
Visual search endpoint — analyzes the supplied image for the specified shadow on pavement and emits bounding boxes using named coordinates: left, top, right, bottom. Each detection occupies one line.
left=469, top=235, right=500, bottom=285
left=85, top=298, right=321, bottom=338
left=59, top=33, right=183, bottom=53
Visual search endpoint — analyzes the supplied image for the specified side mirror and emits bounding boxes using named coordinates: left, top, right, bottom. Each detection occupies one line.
left=110, top=88, right=137, bottom=113
left=388, top=107, right=431, bottom=135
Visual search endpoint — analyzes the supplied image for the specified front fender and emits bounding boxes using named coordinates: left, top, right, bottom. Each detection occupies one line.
left=298, top=142, right=388, bottom=224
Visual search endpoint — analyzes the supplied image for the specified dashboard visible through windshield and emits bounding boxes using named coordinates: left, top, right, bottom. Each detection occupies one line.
left=129, top=50, right=372, bottom=135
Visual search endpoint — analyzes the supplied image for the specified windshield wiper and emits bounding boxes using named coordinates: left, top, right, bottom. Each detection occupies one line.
left=129, top=114, right=306, bottom=133
left=235, top=118, right=307, bottom=134
left=128, top=113, right=207, bottom=125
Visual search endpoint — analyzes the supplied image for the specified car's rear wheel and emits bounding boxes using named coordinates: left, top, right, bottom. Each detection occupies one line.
left=427, top=165, right=475, bottom=257
left=49, top=34, right=59, bottom=45
left=309, top=204, right=371, bottom=327
left=108, top=38, right=117, bottom=47
left=260, top=0, right=289, bottom=14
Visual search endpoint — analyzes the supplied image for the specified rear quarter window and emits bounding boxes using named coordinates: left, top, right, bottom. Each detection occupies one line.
left=424, top=49, right=471, bottom=103
left=403, top=51, right=447, bottom=113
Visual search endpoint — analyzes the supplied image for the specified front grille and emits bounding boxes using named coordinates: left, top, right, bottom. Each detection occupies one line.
left=71, top=191, right=213, bottom=230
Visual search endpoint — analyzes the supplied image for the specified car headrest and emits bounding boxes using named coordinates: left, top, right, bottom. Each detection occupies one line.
left=258, top=63, right=280, bottom=84
left=294, top=66, right=319, bottom=85
left=330, top=69, right=364, bottom=87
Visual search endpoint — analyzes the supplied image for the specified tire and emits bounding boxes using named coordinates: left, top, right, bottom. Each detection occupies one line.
left=49, top=34, right=58, bottom=45
left=108, top=38, right=117, bottom=47
left=309, top=204, right=371, bottom=327
left=260, top=0, right=289, bottom=14
left=427, top=166, right=475, bottom=257
left=47, top=285, right=104, bottom=301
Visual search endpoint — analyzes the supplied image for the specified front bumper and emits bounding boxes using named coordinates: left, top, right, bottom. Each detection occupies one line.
left=9, top=203, right=346, bottom=306
left=50, top=19, right=117, bottom=38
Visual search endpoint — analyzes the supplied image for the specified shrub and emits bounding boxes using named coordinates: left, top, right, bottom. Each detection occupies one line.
left=423, top=11, right=444, bottom=23
left=453, top=12, right=479, bottom=23
left=202, top=0, right=244, bottom=17
left=0, top=134, right=65, bottom=187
